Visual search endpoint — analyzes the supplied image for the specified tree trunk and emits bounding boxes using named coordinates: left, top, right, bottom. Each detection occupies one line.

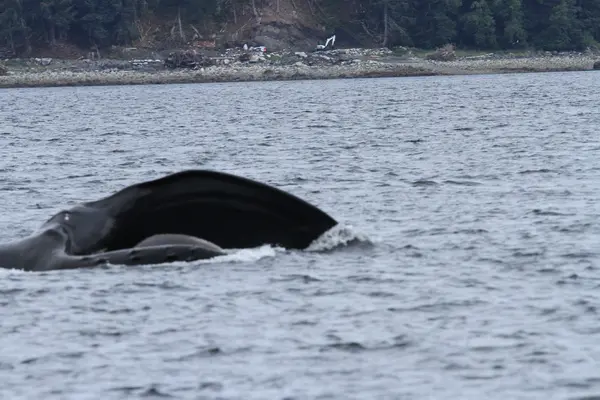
left=133, top=1, right=138, bottom=24
left=251, top=0, right=259, bottom=20
left=20, top=17, right=31, bottom=55
left=49, top=24, right=56, bottom=46
left=177, top=6, right=186, bottom=42
left=307, top=0, right=315, bottom=15
left=382, top=1, right=389, bottom=47
left=233, top=5, right=237, bottom=24
left=8, top=30, right=15, bottom=54
left=277, top=0, right=280, bottom=13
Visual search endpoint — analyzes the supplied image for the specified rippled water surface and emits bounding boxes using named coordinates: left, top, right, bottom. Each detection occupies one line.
left=1, top=72, right=600, bottom=399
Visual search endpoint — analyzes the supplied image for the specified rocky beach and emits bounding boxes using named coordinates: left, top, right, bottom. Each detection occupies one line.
left=1, top=47, right=599, bottom=89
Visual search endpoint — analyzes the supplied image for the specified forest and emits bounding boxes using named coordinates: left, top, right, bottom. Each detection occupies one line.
left=1, top=0, right=599, bottom=56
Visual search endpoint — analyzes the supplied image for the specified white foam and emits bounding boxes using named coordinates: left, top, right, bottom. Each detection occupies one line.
left=0, top=267, right=29, bottom=276
left=213, top=244, right=283, bottom=263
left=129, top=244, right=283, bottom=270
left=306, top=224, right=373, bottom=252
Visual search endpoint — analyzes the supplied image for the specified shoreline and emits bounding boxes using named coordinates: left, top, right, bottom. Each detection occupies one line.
left=0, top=64, right=439, bottom=89
left=1, top=50, right=598, bottom=89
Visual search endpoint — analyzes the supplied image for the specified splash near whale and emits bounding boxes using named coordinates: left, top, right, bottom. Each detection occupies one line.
left=0, top=170, right=338, bottom=271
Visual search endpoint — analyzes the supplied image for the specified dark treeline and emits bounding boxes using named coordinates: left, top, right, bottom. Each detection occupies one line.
left=1, top=0, right=600, bottom=56
left=341, top=0, right=600, bottom=51
left=0, top=0, right=228, bottom=55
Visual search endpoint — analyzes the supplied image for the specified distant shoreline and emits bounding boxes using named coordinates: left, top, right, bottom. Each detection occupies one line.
left=1, top=50, right=598, bottom=89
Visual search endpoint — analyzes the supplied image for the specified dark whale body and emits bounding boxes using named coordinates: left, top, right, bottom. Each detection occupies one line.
left=0, top=170, right=337, bottom=271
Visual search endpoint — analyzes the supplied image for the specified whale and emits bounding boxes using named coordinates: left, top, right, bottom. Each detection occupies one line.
left=0, top=170, right=338, bottom=271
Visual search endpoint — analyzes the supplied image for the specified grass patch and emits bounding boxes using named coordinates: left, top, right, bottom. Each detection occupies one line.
left=393, top=46, right=535, bottom=60
left=454, top=49, right=492, bottom=57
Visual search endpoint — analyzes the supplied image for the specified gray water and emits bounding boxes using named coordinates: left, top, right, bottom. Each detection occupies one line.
left=0, top=72, right=599, bottom=400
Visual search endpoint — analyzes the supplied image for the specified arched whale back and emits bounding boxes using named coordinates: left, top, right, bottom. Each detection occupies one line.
left=0, top=170, right=338, bottom=271
left=73, top=169, right=337, bottom=254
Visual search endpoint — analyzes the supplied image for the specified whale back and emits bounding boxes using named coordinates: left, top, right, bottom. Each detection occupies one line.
left=66, top=170, right=337, bottom=254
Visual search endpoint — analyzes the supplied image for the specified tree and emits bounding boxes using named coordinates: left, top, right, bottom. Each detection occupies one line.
left=577, top=0, right=600, bottom=47
left=380, top=0, right=413, bottom=47
left=39, top=0, right=75, bottom=45
left=538, top=0, right=582, bottom=50
left=0, top=0, right=32, bottom=54
left=410, top=0, right=461, bottom=48
left=460, top=0, right=496, bottom=48
left=492, top=0, right=526, bottom=47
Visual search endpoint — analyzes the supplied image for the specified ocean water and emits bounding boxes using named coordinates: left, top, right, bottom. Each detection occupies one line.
left=0, top=71, right=599, bottom=400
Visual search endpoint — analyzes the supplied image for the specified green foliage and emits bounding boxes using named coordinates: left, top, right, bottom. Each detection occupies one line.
left=493, top=0, right=526, bottom=47
left=1, top=0, right=600, bottom=55
left=537, top=0, right=583, bottom=50
left=460, top=0, right=497, bottom=48
left=410, top=0, right=461, bottom=48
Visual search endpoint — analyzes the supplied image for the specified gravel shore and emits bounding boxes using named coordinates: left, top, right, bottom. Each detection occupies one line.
left=0, top=62, right=437, bottom=88
left=1, top=48, right=598, bottom=89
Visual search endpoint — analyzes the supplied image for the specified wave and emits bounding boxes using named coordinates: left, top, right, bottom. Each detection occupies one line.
left=136, top=244, right=283, bottom=269
left=305, top=224, right=374, bottom=252
left=0, top=267, right=29, bottom=276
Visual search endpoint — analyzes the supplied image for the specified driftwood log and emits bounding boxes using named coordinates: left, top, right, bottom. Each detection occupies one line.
left=164, top=50, right=214, bottom=69
left=426, top=44, right=457, bottom=61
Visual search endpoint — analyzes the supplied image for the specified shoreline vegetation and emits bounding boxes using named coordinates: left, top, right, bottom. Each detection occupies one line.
left=1, top=47, right=599, bottom=89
